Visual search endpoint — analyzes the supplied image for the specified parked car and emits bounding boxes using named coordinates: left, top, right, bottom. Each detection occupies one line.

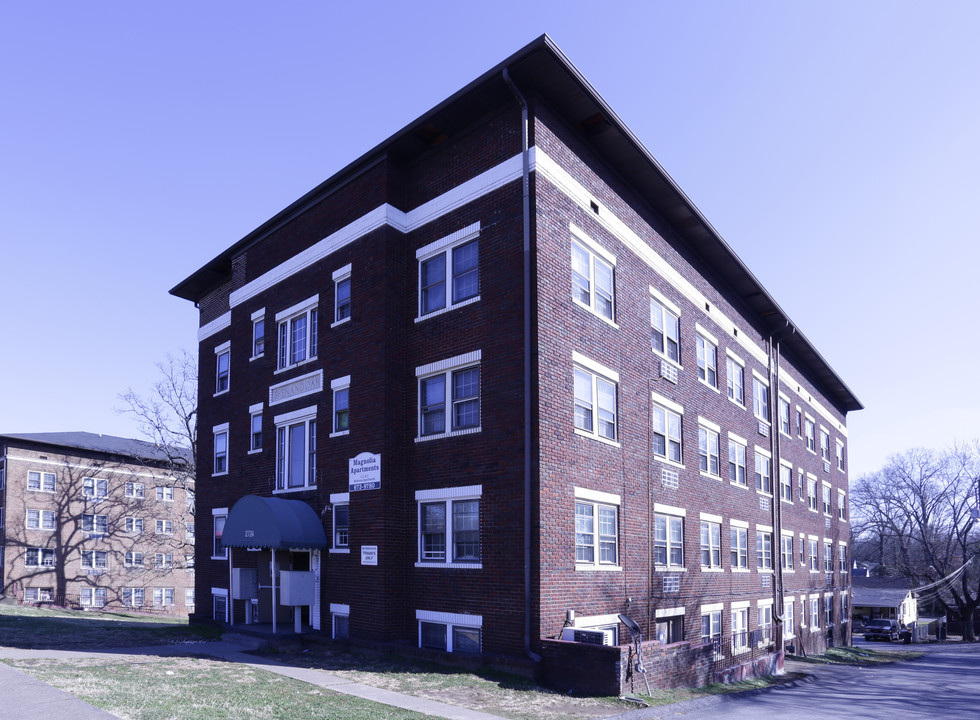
left=864, top=618, right=901, bottom=642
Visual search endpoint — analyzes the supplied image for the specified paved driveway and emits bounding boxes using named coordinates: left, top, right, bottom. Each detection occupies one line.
left=609, top=643, right=980, bottom=720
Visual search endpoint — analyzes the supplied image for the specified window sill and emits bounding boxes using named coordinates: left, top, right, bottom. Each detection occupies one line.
left=701, top=567, right=724, bottom=573
left=783, top=569, right=795, bottom=574
left=416, top=426, right=481, bottom=443
left=415, top=562, right=483, bottom=570
left=273, top=356, right=319, bottom=375
left=732, top=567, right=751, bottom=573
left=330, top=430, right=350, bottom=439
left=652, top=352, right=682, bottom=371
left=415, top=295, right=480, bottom=323
left=331, top=317, right=351, bottom=329
left=573, top=428, right=621, bottom=447
left=728, top=399, right=746, bottom=410
left=213, top=389, right=229, bottom=398
left=212, top=472, right=228, bottom=478
left=653, top=456, right=684, bottom=470
left=247, top=449, right=262, bottom=455
left=730, top=480, right=748, bottom=489
left=572, top=299, right=619, bottom=329
left=329, top=548, right=351, bottom=554
left=575, top=564, right=623, bottom=572
left=697, top=379, right=721, bottom=394
left=210, top=555, right=227, bottom=561
left=654, top=566, right=687, bottom=573
left=249, top=353, right=265, bottom=362
left=273, top=486, right=317, bottom=495
left=700, top=471, right=722, bottom=481
left=756, top=490, right=773, bottom=498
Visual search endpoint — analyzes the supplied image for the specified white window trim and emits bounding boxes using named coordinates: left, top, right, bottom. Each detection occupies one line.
left=275, top=294, right=319, bottom=373
left=212, top=507, right=228, bottom=561
left=249, top=402, right=263, bottom=454
left=331, top=602, right=351, bottom=639
left=654, top=505, right=685, bottom=572
left=570, top=225, right=618, bottom=327
left=212, top=422, right=229, bottom=477
left=330, top=492, right=350, bottom=554
left=250, top=307, right=266, bottom=360
left=694, top=328, right=720, bottom=392
left=698, top=418, right=721, bottom=479
left=416, top=609, right=483, bottom=653
left=214, top=340, right=231, bottom=397
left=332, top=263, right=352, bottom=327
left=415, top=485, right=482, bottom=569
left=416, top=223, right=481, bottom=321
left=726, top=353, right=746, bottom=407
left=331, top=375, right=351, bottom=438
left=651, top=391, right=684, bottom=468
left=273, top=406, right=318, bottom=493
left=574, top=487, right=622, bottom=572
left=416, top=351, right=482, bottom=442
left=650, top=289, right=681, bottom=366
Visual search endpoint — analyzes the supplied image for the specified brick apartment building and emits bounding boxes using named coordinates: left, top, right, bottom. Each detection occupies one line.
left=0, top=432, right=195, bottom=614
left=170, top=36, right=861, bottom=691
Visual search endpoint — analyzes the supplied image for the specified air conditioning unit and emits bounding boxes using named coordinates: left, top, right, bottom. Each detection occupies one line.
left=659, top=359, right=679, bottom=384
left=758, top=420, right=770, bottom=437
left=562, top=627, right=615, bottom=646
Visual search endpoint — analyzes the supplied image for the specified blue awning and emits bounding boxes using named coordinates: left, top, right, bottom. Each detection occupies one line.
left=223, top=495, right=327, bottom=550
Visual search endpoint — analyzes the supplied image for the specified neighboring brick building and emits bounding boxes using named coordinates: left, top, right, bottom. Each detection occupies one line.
left=170, top=36, right=861, bottom=691
left=0, top=432, right=195, bottom=614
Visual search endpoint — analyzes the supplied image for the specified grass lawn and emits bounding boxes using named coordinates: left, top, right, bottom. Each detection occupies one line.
left=6, top=655, right=436, bottom=720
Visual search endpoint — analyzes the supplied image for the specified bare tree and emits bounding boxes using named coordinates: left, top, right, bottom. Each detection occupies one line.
left=851, top=445, right=980, bottom=639
left=118, top=349, right=197, bottom=492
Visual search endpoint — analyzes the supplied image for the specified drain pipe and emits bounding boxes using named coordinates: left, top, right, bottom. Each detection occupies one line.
left=768, top=321, right=794, bottom=650
left=503, top=67, right=540, bottom=664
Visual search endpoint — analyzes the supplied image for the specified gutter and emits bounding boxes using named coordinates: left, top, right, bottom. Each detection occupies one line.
left=502, top=67, right=541, bottom=664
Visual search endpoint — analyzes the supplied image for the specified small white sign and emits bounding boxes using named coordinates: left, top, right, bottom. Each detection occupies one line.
left=349, top=452, right=381, bottom=492
left=361, top=545, right=378, bottom=566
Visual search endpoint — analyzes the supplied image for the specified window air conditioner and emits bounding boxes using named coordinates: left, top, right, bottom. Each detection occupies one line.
left=562, top=627, right=615, bottom=646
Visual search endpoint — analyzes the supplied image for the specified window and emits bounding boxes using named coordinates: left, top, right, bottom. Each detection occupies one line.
left=332, top=603, right=350, bottom=639
left=185, top=554, right=195, bottom=568
left=700, top=521, right=721, bottom=569
left=125, top=517, right=143, bottom=534
left=333, top=503, right=349, bottom=549
left=781, top=534, right=794, bottom=570
left=805, top=417, right=815, bottom=453
left=25, top=548, right=56, bottom=567
left=155, top=553, right=173, bottom=569
left=650, top=295, right=680, bottom=363
left=125, top=552, right=144, bottom=567
left=824, top=595, right=834, bottom=627
left=732, top=607, right=749, bottom=652
left=416, top=486, right=482, bottom=567
left=154, top=587, right=175, bottom=606
left=80, top=587, right=106, bottom=607
left=24, top=587, right=53, bottom=603
left=125, top=482, right=144, bottom=498
left=753, top=377, right=770, bottom=423
left=83, top=477, right=108, bottom=499
left=28, top=471, right=56, bottom=492
left=836, top=440, right=846, bottom=472
left=778, top=396, right=791, bottom=436
left=576, top=500, right=619, bottom=567
left=186, top=588, right=196, bottom=610
left=779, top=463, right=793, bottom=502
left=701, top=610, right=722, bottom=649
left=758, top=604, right=773, bottom=644
left=156, top=486, right=174, bottom=502
left=757, top=531, right=773, bottom=570
left=418, top=228, right=480, bottom=318
left=820, top=428, right=830, bottom=462
left=785, top=600, right=795, bottom=637
left=123, top=587, right=145, bottom=607
left=838, top=490, right=847, bottom=521
left=796, top=408, right=803, bottom=436
left=81, top=550, right=108, bottom=569
left=807, top=477, right=818, bottom=511
left=155, top=519, right=173, bottom=535
left=250, top=404, right=263, bottom=451
left=695, top=334, right=717, bottom=388
left=275, top=407, right=317, bottom=490
left=699, top=424, right=720, bottom=476
left=334, top=264, right=352, bottom=323
left=332, top=376, right=350, bottom=435
left=822, top=484, right=832, bottom=515
left=841, top=593, right=849, bottom=622
left=417, top=610, right=482, bottom=654
left=213, top=512, right=227, bottom=559
left=213, top=424, right=228, bottom=476
left=730, top=527, right=748, bottom=569
left=573, top=356, right=618, bottom=442
left=727, top=357, right=744, bottom=405
left=824, top=542, right=833, bottom=572
left=656, top=612, right=685, bottom=645
left=755, top=452, right=772, bottom=494
left=655, top=513, right=684, bottom=568
left=82, top=514, right=108, bottom=535
left=810, top=597, right=820, bottom=628
left=728, top=438, right=746, bottom=485
left=26, top=509, right=55, bottom=531
left=215, top=343, right=230, bottom=394
left=417, top=352, right=482, bottom=439
left=808, top=539, right=818, bottom=571
left=277, top=296, right=318, bottom=370
left=251, top=310, right=265, bottom=357
left=186, top=522, right=195, bottom=539
left=571, top=235, right=614, bottom=321
left=651, top=399, right=682, bottom=463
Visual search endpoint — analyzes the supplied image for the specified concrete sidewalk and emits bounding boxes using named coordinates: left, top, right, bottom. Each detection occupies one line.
left=0, top=635, right=509, bottom=720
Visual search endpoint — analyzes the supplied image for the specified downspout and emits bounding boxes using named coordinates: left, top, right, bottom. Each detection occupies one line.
left=769, top=322, right=794, bottom=651
left=502, top=67, right=541, bottom=664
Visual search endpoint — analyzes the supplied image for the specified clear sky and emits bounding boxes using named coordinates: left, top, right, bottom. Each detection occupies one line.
left=2, top=1, right=978, bottom=479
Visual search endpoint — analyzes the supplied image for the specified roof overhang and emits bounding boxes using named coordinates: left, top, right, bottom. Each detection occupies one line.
left=223, top=495, right=327, bottom=550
